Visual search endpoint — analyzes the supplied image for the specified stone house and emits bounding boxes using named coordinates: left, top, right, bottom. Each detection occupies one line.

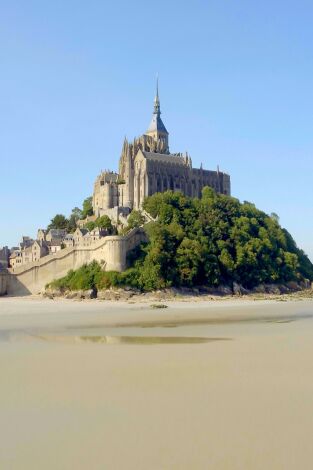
left=46, top=240, right=63, bottom=254
left=46, top=229, right=67, bottom=243
left=37, top=229, right=48, bottom=241
left=20, top=236, right=34, bottom=250
left=89, top=228, right=107, bottom=243
left=9, top=250, right=23, bottom=270
left=32, top=240, right=49, bottom=262
left=73, top=228, right=89, bottom=246
left=73, top=227, right=107, bottom=247
left=63, top=234, right=75, bottom=248
left=20, top=240, right=49, bottom=265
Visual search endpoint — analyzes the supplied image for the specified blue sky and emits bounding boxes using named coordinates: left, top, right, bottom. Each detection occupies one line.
left=1, top=0, right=312, bottom=260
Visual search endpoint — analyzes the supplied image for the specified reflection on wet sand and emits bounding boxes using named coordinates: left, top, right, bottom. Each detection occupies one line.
left=64, top=311, right=313, bottom=331
left=107, top=313, right=313, bottom=328
left=37, top=335, right=232, bottom=345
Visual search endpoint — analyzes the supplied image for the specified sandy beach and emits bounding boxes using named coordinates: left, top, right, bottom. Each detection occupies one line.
left=1, top=296, right=313, bottom=469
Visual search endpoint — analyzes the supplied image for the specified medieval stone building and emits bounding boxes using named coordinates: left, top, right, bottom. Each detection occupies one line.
left=93, top=84, right=231, bottom=216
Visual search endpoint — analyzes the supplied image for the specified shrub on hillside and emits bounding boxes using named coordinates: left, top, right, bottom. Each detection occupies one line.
left=48, top=189, right=313, bottom=292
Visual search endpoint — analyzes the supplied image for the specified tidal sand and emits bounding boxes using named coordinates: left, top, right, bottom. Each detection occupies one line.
left=0, top=297, right=313, bottom=469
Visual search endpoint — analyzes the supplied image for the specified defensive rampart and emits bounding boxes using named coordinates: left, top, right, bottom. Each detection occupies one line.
left=0, top=271, right=8, bottom=296
left=7, top=228, right=146, bottom=296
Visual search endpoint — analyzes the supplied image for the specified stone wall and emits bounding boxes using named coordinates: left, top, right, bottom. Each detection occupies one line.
left=0, top=271, right=8, bottom=296
left=7, top=228, right=146, bottom=296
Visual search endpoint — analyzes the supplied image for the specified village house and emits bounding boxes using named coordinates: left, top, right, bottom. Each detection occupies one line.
left=46, top=240, right=63, bottom=254
left=46, top=229, right=67, bottom=242
left=63, top=234, right=75, bottom=248
left=22, top=240, right=49, bottom=265
left=20, top=236, right=34, bottom=250
left=9, top=250, right=23, bottom=270
left=9, top=224, right=109, bottom=270
left=73, top=228, right=89, bottom=246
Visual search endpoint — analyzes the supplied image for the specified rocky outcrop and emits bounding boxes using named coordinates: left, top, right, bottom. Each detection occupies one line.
left=232, top=282, right=250, bottom=296
left=43, top=287, right=96, bottom=300
left=42, top=280, right=311, bottom=301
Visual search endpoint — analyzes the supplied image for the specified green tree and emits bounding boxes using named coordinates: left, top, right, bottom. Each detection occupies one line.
left=85, top=221, right=96, bottom=231
left=96, top=215, right=113, bottom=233
left=127, top=210, right=145, bottom=229
left=49, top=188, right=313, bottom=292
left=67, top=207, right=83, bottom=232
left=176, top=238, right=203, bottom=286
left=48, top=214, right=69, bottom=230
left=82, top=197, right=93, bottom=219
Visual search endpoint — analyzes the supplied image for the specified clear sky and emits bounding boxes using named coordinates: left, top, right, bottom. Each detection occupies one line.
left=1, top=1, right=312, bottom=261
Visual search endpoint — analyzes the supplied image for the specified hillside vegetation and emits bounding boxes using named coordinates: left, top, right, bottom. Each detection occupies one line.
left=48, top=188, right=313, bottom=292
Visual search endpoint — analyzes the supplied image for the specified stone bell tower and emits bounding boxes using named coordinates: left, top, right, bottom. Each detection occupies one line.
left=145, top=78, right=169, bottom=153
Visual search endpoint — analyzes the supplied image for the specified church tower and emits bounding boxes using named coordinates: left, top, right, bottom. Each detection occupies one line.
left=145, top=79, right=169, bottom=153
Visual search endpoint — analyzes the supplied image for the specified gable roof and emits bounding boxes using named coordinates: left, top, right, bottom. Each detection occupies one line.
left=74, top=228, right=89, bottom=236
left=147, top=114, right=168, bottom=134
left=141, top=151, right=188, bottom=166
left=48, top=229, right=67, bottom=237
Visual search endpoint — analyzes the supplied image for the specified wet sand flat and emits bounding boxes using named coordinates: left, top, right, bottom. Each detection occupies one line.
left=0, top=297, right=313, bottom=469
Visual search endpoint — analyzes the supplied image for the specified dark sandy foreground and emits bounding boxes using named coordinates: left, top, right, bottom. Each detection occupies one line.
left=0, top=297, right=313, bottom=470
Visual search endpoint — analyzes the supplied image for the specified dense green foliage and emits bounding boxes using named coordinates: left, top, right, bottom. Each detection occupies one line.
left=48, top=261, right=139, bottom=291
left=96, top=215, right=113, bottom=231
left=138, top=188, right=313, bottom=289
left=84, top=215, right=114, bottom=233
left=84, top=221, right=96, bottom=231
left=48, top=189, right=313, bottom=292
left=81, top=197, right=94, bottom=219
left=120, top=210, right=146, bottom=234
left=48, top=214, right=69, bottom=230
left=47, top=196, right=96, bottom=233
left=127, top=210, right=145, bottom=229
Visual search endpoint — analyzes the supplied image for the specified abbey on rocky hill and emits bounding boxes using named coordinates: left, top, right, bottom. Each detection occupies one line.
left=93, top=82, right=231, bottom=217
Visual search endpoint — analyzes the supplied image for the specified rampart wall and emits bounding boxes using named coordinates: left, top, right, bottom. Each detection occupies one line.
left=0, top=271, right=8, bottom=296
left=6, top=228, right=146, bottom=296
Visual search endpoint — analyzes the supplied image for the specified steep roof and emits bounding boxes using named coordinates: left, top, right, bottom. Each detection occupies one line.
left=147, top=114, right=168, bottom=134
left=146, top=79, right=168, bottom=135
left=75, top=228, right=89, bottom=236
left=142, top=151, right=188, bottom=166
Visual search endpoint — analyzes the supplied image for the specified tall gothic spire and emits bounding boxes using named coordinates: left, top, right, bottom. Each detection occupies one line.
left=147, top=77, right=168, bottom=136
left=153, top=75, right=160, bottom=115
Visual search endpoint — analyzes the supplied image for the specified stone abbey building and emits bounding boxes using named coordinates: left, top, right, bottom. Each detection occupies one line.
left=93, top=85, right=231, bottom=216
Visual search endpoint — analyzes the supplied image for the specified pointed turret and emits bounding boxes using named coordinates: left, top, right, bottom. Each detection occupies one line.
left=146, top=78, right=169, bottom=153
left=153, top=76, right=161, bottom=115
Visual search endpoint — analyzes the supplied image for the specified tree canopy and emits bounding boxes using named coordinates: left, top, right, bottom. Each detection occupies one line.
left=47, top=196, right=94, bottom=233
left=137, top=188, right=313, bottom=289
left=96, top=215, right=113, bottom=232
left=82, top=197, right=93, bottom=219
left=127, top=210, right=145, bottom=229
left=49, top=188, right=313, bottom=292
left=48, top=214, right=68, bottom=230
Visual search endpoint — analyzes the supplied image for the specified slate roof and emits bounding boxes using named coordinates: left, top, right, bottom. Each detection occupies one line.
left=142, top=151, right=187, bottom=166
left=147, top=114, right=168, bottom=134
left=49, top=229, right=67, bottom=238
